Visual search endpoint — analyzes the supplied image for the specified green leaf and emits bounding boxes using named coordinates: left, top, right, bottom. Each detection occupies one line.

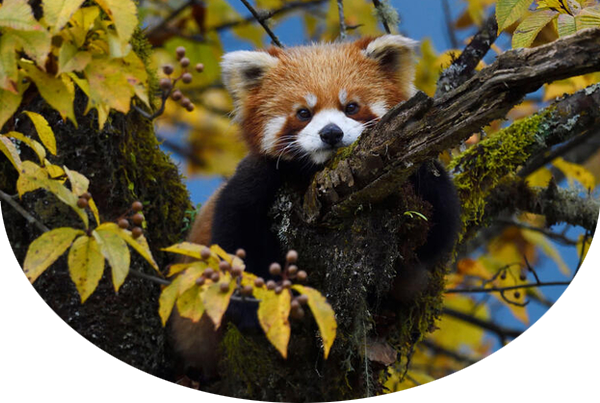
left=43, top=0, right=86, bottom=33
left=93, top=227, right=131, bottom=292
left=0, top=0, right=42, bottom=31
left=496, top=0, right=533, bottom=32
left=63, top=166, right=89, bottom=196
left=94, top=0, right=137, bottom=44
left=6, top=131, right=46, bottom=163
left=19, top=62, right=76, bottom=125
left=255, top=286, right=291, bottom=358
left=69, top=6, right=100, bottom=31
left=58, top=41, right=91, bottom=75
left=292, top=285, right=337, bottom=359
left=68, top=235, right=105, bottom=302
left=159, top=276, right=181, bottom=326
left=9, top=27, right=52, bottom=67
left=0, top=135, right=22, bottom=170
left=23, top=227, right=84, bottom=283
left=0, top=34, right=19, bottom=92
left=23, top=111, right=57, bottom=155
left=96, top=222, right=159, bottom=272
left=0, top=87, right=22, bottom=129
left=512, top=10, right=559, bottom=48
left=202, top=274, right=235, bottom=329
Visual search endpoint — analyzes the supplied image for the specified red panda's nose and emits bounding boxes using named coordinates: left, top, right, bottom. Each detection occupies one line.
left=319, top=123, right=344, bottom=146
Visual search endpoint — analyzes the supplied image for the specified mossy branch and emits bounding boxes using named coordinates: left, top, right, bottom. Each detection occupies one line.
left=299, top=28, right=600, bottom=225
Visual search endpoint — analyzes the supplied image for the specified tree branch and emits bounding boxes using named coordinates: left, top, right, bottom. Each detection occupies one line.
left=0, top=189, right=50, bottom=233
left=300, top=29, right=600, bottom=225
left=444, top=308, right=600, bottom=353
left=337, top=0, right=347, bottom=39
left=240, top=0, right=284, bottom=47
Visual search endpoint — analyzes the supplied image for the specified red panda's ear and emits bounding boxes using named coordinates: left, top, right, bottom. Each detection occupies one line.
left=360, top=35, right=418, bottom=95
left=221, top=50, right=279, bottom=102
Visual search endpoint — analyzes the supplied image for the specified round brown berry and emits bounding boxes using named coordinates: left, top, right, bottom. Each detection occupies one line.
left=235, top=249, right=246, bottom=259
left=176, top=46, right=186, bottom=60
left=132, top=201, right=143, bottom=212
left=200, top=247, right=211, bottom=260
left=163, top=64, right=174, bottom=75
left=282, top=280, right=292, bottom=289
left=219, top=261, right=231, bottom=272
left=266, top=280, right=276, bottom=290
left=195, top=63, right=204, bottom=72
left=296, top=270, right=307, bottom=282
left=211, top=272, right=220, bottom=282
left=77, top=198, right=88, bottom=209
left=118, top=219, right=129, bottom=229
left=514, top=291, right=521, bottom=299
left=241, top=285, right=253, bottom=296
left=291, top=306, right=305, bottom=320
left=287, top=265, right=298, bottom=277
left=159, top=78, right=172, bottom=90
left=269, top=263, right=282, bottom=276
left=254, top=278, right=265, bottom=288
left=220, top=282, right=229, bottom=293
left=132, top=213, right=144, bottom=225
left=231, top=266, right=243, bottom=277
left=203, top=268, right=214, bottom=278
left=180, top=57, right=190, bottom=68
left=275, top=286, right=283, bottom=294
left=186, top=103, right=195, bottom=112
left=181, top=72, right=193, bottom=84
left=132, top=227, right=143, bottom=239
left=297, top=294, right=308, bottom=305
left=286, top=250, right=298, bottom=263
left=196, top=277, right=205, bottom=286
left=291, top=299, right=300, bottom=310
left=181, top=97, right=191, bottom=108
left=82, top=192, right=92, bottom=200
left=171, top=90, right=182, bottom=101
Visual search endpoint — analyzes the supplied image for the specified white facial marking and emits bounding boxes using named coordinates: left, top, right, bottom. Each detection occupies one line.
left=305, top=94, right=317, bottom=109
left=296, top=109, right=365, bottom=164
left=261, top=116, right=287, bottom=153
left=369, top=101, right=389, bottom=119
left=338, top=89, right=347, bottom=105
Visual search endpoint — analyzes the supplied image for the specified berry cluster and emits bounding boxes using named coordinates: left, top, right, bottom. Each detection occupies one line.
left=76, top=192, right=92, bottom=209
left=116, top=201, right=146, bottom=239
left=159, top=46, right=204, bottom=113
left=194, top=247, right=247, bottom=294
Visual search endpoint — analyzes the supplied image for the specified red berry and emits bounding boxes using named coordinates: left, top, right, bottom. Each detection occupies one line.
left=132, top=227, right=143, bottom=239
left=132, top=201, right=143, bottom=212
left=132, top=213, right=144, bottom=225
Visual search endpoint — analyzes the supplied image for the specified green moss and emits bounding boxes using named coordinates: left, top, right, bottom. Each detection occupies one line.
left=449, top=109, right=553, bottom=239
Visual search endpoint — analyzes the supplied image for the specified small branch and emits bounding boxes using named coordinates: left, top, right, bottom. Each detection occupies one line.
left=420, top=340, right=478, bottom=365
left=444, top=308, right=600, bottom=353
left=442, top=0, right=459, bottom=49
left=495, top=218, right=579, bottom=246
left=372, top=0, right=392, bottom=34
left=130, top=269, right=171, bottom=286
left=0, top=189, right=50, bottom=233
left=435, top=12, right=498, bottom=97
left=336, top=0, right=347, bottom=39
left=446, top=281, right=572, bottom=294
left=156, top=134, right=205, bottom=167
left=240, top=0, right=284, bottom=48
left=146, top=0, right=198, bottom=39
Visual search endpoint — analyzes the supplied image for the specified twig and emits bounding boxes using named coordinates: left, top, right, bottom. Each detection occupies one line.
left=0, top=189, right=50, bottom=233
left=420, top=340, right=478, bottom=365
left=445, top=280, right=572, bottom=294
left=156, top=134, right=205, bottom=167
left=575, top=230, right=591, bottom=276
left=495, top=218, right=579, bottom=246
left=337, top=0, right=347, bottom=39
left=130, top=268, right=171, bottom=286
left=372, top=0, right=391, bottom=34
left=444, top=308, right=600, bottom=353
left=147, top=0, right=198, bottom=39
left=239, top=0, right=284, bottom=48
left=442, top=0, right=459, bottom=49
left=406, top=374, right=450, bottom=403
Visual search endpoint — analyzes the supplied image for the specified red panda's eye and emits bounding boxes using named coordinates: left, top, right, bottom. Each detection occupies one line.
left=345, top=102, right=359, bottom=115
left=296, top=108, right=312, bottom=121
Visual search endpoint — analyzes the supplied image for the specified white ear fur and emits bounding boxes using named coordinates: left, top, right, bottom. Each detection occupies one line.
left=220, top=51, right=279, bottom=116
left=362, top=35, right=418, bottom=96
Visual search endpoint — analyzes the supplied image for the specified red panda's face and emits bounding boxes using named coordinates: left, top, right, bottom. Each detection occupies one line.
left=221, top=35, right=417, bottom=165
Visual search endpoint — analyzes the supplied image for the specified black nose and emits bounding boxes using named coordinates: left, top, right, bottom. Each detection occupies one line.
left=319, top=123, right=344, bottom=146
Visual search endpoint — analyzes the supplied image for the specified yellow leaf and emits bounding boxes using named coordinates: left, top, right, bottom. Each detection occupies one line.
left=162, top=241, right=208, bottom=260
left=93, top=227, right=131, bottom=292
left=19, top=62, right=76, bottom=125
left=96, top=222, right=159, bottom=272
left=0, top=135, right=22, bottom=170
left=0, top=0, right=42, bottom=30
left=177, top=261, right=208, bottom=295
left=577, top=6, right=600, bottom=30
left=23, top=111, right=57, bottom=155
left=63, top=166, right=89, bottom=196
left=255, top=286, right=291, bottom=358
left=210, top=244, right=233, bottom=264
left=292, top=285, right=337, bottom=359
left=159, top=276, right=181, bottom=326
left=496, top=0, right=532, bottom=32
left=68, top=235, right=105, bottom=302
left=69, top=6, right=100, bottom=31
left=537, top=0, right=581, bottom=14
left=576, top=234, right=592, bottom=263
left=526, top=167, right=553, bottom=188
left=0, top=87, right=22, bottom=129
left=43, top=0, right=86, bottom=33
left=5, top=130, right=46, bottom=163
left=512, top=10, right=558, bottom=48
left=406, top=370, right=446, bottom=403
left=521, top=228, right=571, bottom=276
left=88, top=198, right=101, bottom=225
left=0, top=34, right=19, bottom=92
left=44, top=161, right=65, bottom=180
left=68, top=71, right=110, bottom=129
left=94, top=0, right=137, bottom=45
left=177, top=285, right=205, bottom=322
left=10, top=28, right=52, bottom=69
left=202, top=273, right=235, bottom=329
left=121, top=51, right=150, bottom=108
left=552, top=355, right=592, bottom=390
left=58, top=41, right=91, bottom=75
left=552, top=157, right=596, bottom=190
left=506, top=341, right=553, bottom=376
left=384, top=368, right=434, bottom=392
left=84, top=56, right=135, bottom=114
left=23, top=227, right=84, bottom=283
left=557, top=13, right=577, bottom=36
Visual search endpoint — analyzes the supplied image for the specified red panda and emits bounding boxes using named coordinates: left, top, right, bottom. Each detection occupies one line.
left=170, top=35, right=460, bottom=380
